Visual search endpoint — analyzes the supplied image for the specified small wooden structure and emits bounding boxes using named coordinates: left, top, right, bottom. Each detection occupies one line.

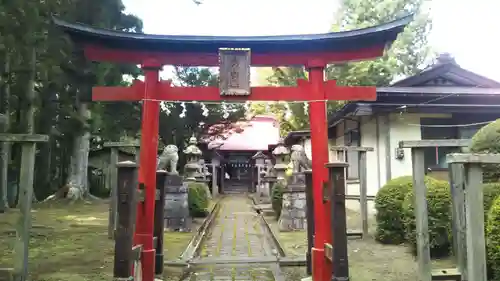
left=446, top=153, right=500, bottom=281
left=104, top=141, right=140, bottom=239
left=0, top=133, right=49, bottom=281
left=114, top=161, right=166, bottom=279
left=330, top=145, right=373, bottom=238
left=324, top=162, right=350, bottom=280
left=399, top=139, right=474, bottom=281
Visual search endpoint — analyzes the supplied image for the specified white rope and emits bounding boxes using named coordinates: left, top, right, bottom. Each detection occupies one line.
left=141, top=98, right=332, bottom=104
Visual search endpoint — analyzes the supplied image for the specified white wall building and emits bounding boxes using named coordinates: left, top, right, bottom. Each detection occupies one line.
left=284, top=54, right=500, bottom=199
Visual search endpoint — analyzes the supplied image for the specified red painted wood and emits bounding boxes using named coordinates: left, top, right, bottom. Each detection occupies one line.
left=92, top=80, right=145, bottom=101
left=306, top=66, right=333, bottom=281
left=84, top=44, right=385, bottom=66
left=90, top=63, right=376, bottom=281
left=93, top=81, right=376, bottom=102
left=134, top=64, right=161, bottom=281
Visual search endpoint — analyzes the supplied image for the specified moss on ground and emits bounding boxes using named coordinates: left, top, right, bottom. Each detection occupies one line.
left=267, top=205, right=456, bottom=281
left=0, top=200, right=200, bottom=281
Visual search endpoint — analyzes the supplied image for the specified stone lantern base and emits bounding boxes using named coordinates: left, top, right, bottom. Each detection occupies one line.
left=278, top=173, right=307, bottom=231
left=164, top=174, right=191, bottom=232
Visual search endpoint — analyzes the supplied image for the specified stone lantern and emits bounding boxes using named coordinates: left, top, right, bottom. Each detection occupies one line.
left=183, top=135, right=203, bottom=181
left=272, top=138, right=290, bottom=180
left=252, top=151, right=269, bottom=196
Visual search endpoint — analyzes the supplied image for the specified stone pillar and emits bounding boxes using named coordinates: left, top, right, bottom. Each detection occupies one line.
left=278, top=173, right=307, bottom=231
left=258, top=169, right=267, bottom=196
left=210, top=161, right=219, bottom=198
left=164, top=174, right=191, bottom=232
left=220, top=164, right=225, bottom=194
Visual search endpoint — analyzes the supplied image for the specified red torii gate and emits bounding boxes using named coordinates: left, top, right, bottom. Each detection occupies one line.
left=54, top=16, right=411, bottom=281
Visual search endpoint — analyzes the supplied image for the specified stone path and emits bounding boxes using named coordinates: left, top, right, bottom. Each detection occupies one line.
left=188, top=195, right=281, bottom=281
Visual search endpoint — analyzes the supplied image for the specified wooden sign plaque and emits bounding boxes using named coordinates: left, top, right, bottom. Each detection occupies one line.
left=219, top=48, right=251, bottom=96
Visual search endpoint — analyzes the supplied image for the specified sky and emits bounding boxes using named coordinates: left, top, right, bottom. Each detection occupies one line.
left=122, top=0, right=500, bottom=82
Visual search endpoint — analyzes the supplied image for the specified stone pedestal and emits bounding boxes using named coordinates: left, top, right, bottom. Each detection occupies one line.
left=278, top=173, right=307, bottom=231
left=164, top=175, right=191, bottom=232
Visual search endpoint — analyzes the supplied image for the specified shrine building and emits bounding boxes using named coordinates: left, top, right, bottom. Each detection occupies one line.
left=202, top=115, right=279, bottom=193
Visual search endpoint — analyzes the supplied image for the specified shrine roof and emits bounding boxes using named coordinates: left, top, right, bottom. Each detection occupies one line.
left=205, top=115, right=280, bottom=151
left=52, top=15, right=412, bottom=65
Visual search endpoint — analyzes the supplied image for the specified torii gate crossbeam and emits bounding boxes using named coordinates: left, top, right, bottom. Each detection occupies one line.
left=54, top=15, right=412, bottom=281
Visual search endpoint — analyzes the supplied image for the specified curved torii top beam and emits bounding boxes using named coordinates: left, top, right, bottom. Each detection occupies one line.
left=52, top=15, right=413, bottom=66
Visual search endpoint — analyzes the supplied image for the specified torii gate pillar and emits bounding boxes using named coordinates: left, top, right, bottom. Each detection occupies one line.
left=134, top=60, right=161, bottom=281
left=307, top=65, right=332, bottom=281
left=53, top=14, right=412, bottom=281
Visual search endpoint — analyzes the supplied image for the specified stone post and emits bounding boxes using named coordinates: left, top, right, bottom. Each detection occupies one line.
left=154, top=170, right=167, bottom=275
left=114, top=161, right=138, bottom=279
left=327, top=162, right=350, bottom=281
left=210, top=161, right=219, bottom=198
left=305, top=170, right=314, bottom=275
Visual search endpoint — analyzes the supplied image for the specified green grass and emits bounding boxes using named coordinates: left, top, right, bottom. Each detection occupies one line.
left=0, top=200, right=200, bottom=281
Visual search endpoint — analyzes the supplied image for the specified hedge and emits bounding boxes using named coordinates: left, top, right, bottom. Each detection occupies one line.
left=470, top=118, right=500, bottom=182
left=187, top=182, right=210, bottom=217
left=271, top=180, right=286, bottom=219
left=487, top=196, right=500, bottom=279
left=403, top=179, right=451, bottom=257
left=484, top=183, right=500, bottom=221
left=374, top=176, right=436, bottom=244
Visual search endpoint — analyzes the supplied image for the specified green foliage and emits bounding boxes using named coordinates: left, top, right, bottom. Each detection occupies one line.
left=254, top=0, right=433, bottom=136
left=487, top=196, right=500, bottom=280
left=483, top=183, right=500, bottom=220
left=470, top=119, right=500, bottom=182
left=328, top=0, right=433, bottom=84
left=187, top=182, right=210, bottom=218
left=403, top=179, right=451, bottom=257
left=374, top=176, right=415, bottom=244
left=0, top=0, right=145, bottom=202
left=250, top=68, right=344, bottom=136
left=160, top=67, right=245, bottom=168
left=271, top=180, right=286, bottom=219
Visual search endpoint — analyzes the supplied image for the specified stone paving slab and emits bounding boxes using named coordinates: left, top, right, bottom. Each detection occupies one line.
left=190, top=195, right=278, bottom=281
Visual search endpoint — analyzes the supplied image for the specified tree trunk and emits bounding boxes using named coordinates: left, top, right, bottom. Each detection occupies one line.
left=0, top=51, right=10, bottom=211
left=22, top=47, right=37, bottom=204
left=65, top=103, right=91, bottom=201
left=35, top=85, right=55, bottom=199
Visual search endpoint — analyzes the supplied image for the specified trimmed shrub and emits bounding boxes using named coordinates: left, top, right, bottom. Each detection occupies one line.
left=271, top=180, right=286, bottom=219
left=403, top=179, right=451, bottom=257
left=375, top=176, right=425, bottom=244
left=470, top=119, right=500, bottom=182
left=187, top=182, right=210, bottom=218
left=483, top=183, right=500, bottom=221
left=487, top=196, right=500, bottom=280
